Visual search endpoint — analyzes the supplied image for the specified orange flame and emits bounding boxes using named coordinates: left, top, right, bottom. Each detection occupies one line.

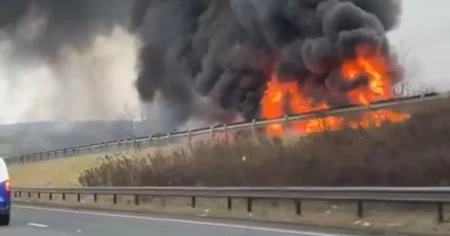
left=260, top=45, right=409, bottom=135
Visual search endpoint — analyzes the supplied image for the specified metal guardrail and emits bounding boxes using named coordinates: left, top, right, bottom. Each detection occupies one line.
left=5, top=91, right=450, bottom=165
left=13, top=186, right=450, bottom=223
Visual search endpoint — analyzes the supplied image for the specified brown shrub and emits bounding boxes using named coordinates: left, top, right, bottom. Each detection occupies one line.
left=78, top=102, right=450, bottom=187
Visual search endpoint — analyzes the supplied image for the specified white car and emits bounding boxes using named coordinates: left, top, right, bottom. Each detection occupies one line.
left=0, top=158, right=10, bottom=226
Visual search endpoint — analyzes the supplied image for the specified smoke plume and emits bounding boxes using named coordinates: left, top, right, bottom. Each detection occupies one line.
left=133, top=0, right=403, bottom=127
left=0, top=0, right=403, bottom=131
left=0, top=0, right=140, bottom=124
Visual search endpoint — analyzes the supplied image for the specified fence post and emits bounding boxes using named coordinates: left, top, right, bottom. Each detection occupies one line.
left=283, top=114, right=289, bottom=131
left=166, top=133, right=171, bottom=145
left=210, top=126, right=214, bottom=138
left=188, top=129, right=192, bottom=145
left=251, top=119, right=256, bottom=137
left=223, top=124, right=228, bottom=142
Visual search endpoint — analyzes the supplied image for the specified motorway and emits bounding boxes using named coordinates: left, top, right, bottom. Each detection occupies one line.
left=0, top=205, right=360, bottom=236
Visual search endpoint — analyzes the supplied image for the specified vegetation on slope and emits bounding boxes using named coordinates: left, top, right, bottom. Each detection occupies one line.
left=78, top=99, right=450, bottom=187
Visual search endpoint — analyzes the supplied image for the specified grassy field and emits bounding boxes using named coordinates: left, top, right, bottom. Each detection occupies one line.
left=8, top=153, right=102, bottom=187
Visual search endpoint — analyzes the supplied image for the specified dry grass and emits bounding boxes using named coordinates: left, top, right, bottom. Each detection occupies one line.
left=8, top=140, right=194, bottom=187
left=8, top=132, right=293, bottom=188
left=8, top=153, right=101, bottom=187
left=79, top=103, right=450, bottom=187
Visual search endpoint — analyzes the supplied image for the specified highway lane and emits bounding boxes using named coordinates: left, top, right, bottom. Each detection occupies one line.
left=0, top=205, right=355, bottom=236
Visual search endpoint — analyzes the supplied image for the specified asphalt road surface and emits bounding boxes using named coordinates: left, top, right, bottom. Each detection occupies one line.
left=0, top=205, right=357, bottom=236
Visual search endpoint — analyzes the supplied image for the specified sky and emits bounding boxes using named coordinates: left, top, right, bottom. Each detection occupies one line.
left=388, top=0, right=450, bottom=91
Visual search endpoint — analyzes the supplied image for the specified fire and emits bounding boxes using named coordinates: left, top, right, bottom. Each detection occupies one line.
left=260, top=45, right=409, bottom=135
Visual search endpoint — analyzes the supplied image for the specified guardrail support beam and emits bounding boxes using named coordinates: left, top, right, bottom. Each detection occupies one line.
left=191, top=196, right=196, bottom=208
left=438, top=202, right=444, bottom=223
left=227, top=197, right=232, bottom=210
left=357, top=201, right=364, bottom=218
left=247, top=198, right=253, bottom=213
left=295, top=200, right=302, bottom=215
left=134, top=195, right=139, bottom=206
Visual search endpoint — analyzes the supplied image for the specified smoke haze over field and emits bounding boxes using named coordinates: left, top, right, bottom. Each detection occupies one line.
left=0, top=0, right=140, bottom=124
left=0, top=0, right=413, bottom=132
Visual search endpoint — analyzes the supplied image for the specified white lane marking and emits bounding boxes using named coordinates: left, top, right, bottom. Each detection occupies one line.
left=16, top=205, right=347, bottom=236
left=27, top=222, right=49, bottom=228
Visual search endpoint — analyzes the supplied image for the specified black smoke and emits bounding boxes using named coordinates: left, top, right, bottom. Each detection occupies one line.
left=0, top=0, right=403, bottom=129
left=132, top=0, right=403, bottom=126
